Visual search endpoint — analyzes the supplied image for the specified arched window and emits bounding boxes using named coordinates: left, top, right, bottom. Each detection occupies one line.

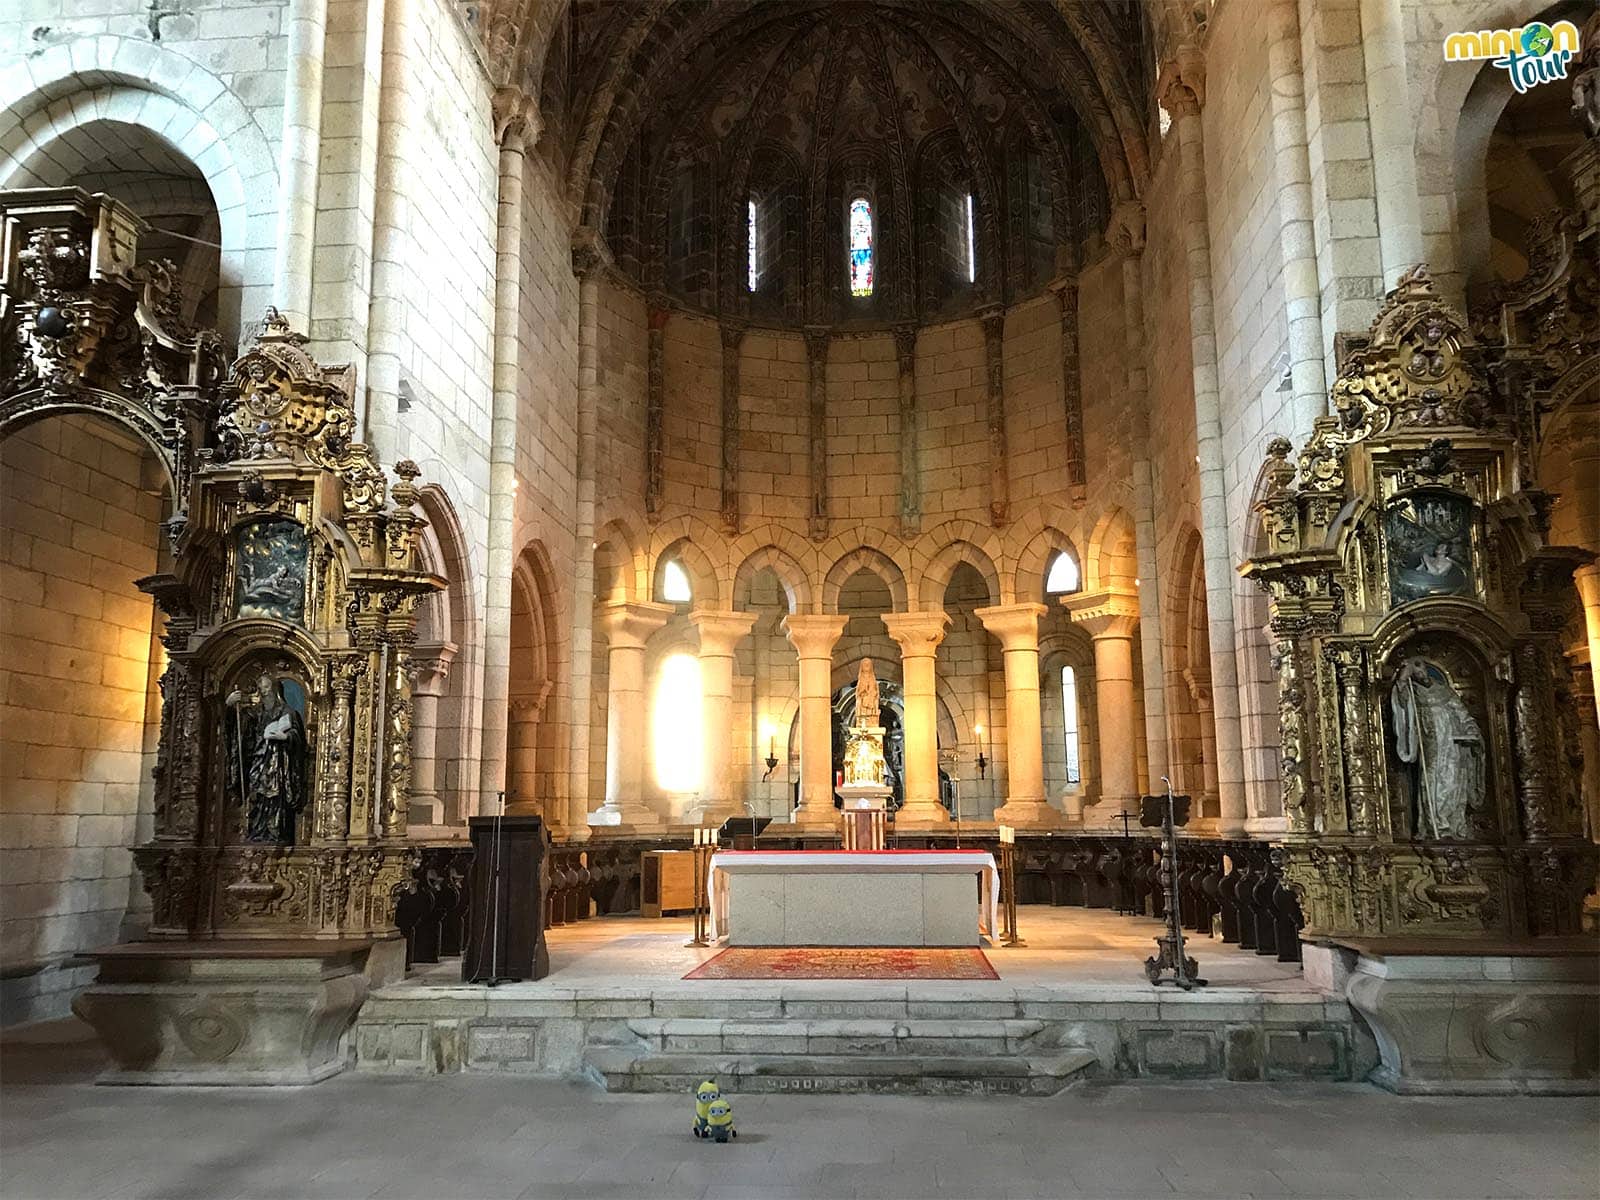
left=747, top=198, right=758, bottom=292
left=1061, top=665, right=1082, bottom=785
left=1044, top=551, right=1080, bottom=595
left=848, top=197, right=874, bottom=297
left=661, top=559, right=692, bottom=604
left=653, top=653, right=703, bottom=792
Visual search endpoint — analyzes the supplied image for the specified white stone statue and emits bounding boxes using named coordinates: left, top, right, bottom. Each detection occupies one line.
left=854, top=658, right=880, bottom=728
left=1390, top=657, right=1484, bottom=840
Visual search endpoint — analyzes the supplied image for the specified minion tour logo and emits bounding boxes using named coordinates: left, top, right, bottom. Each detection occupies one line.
left=1444, top=20, right=1582, bottom=93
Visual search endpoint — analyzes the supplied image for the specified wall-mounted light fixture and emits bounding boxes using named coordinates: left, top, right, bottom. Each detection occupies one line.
left=974, top=721, right=988, bottom=779
left=760, top=719, right=779, bottom=781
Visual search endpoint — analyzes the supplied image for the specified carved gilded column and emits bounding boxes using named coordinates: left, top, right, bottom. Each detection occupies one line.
left=348, top=633, right=383, bottom=843
left=979, top=306, right=1009, bottom=526
left=882, top=610, right=951, bottom=826
left=894, top=324, right=920, bottom=537
left=720, top=321, right=745, bottom=533
left=381, top=644, right=415, bottom=839
left=1513, top=641, right=1560, bottom=841
left=805, top=326, right=830, bottom=541
left=1329, top=645, right=1374, bottom=837
left=1049, top=279, right=1085, bottom=498
left=645, top=299, right=669, bottom=521
left=1271, top=637, right=1313, bottom=835
left=783, top=614, right=848, bottom=828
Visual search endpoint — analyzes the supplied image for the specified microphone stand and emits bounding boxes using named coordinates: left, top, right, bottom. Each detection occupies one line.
left=486, top=790, right=509, bottom=987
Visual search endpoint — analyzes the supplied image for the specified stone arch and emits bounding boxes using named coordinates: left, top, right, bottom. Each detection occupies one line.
left=732, top=544, right=814, bottom=614
left=822, top=545, right=909, bottom=613
left=918, top=538, right=1003, bottom=609
left=1014, top=525, right=1085, bottom=602
left=652, top=533, right=721, bottom=610
left=593, top=514, right=647, bottom=603
left=509, top=539, right=564, bottom=820
left=1, top=40, right=278, bottom=340
left=1165, top=526, right=1218, bottom=810
left=0, top=394, right=179, bottom=505
left=1084, top=505, right=1138, bottom=592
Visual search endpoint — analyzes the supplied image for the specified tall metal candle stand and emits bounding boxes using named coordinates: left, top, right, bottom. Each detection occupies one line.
left=997, top=824, right=1026, bottom=948
left=1143, top=779, right=1206, bottom=989
left=686, top=827, right=713, bottom=948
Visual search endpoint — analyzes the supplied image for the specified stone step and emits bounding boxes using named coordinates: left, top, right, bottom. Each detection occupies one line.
left=618, top=1017, right=1059, bottom=1057
left=584, top=1045, right=1101, bottom=1096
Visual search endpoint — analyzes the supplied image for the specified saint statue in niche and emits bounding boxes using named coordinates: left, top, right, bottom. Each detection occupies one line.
left=1386, top=494, right=1473, bottom=605
left=227, top=674, right=309, bottom=844
left=234, top=518, right=308, bottom=622
left=1389, top=656, right=1484, bottom=840
left=854, top=658, right=880, bottom=728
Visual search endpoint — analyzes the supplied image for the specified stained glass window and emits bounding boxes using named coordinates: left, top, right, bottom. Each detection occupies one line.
left=849, top=197, right=873, bottom=297
left=747, top=199, right=758, bottom=292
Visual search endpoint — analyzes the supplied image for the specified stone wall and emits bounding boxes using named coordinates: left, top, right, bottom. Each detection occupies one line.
left=0, top=417, right=164, bottom=1024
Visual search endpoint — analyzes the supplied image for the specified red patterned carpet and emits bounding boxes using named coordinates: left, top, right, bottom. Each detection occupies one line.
left=683, top=946, right=998, bottom=981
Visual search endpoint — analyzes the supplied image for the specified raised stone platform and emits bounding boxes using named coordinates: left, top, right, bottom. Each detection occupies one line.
left=354, top=909, right=1370, bottom=1091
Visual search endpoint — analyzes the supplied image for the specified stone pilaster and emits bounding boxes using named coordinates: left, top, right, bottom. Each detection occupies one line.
left=690, top=610, right=758, bottom=825
left=645, top=299, right=669, bottom=521
left=1048, top=279, right=1085, bottom=501
left=783, top=614, right=848, bottom=828
left=882, top=610, right=951, bottom=826
left=979, top=306, right=1008, bottom=527
left=976, top=603, right=1056, bottom=826
left=894, top=325, right=920, bottom=537
left=805, top=327, right=829, bottom=541
left=719, top=321, right=745, bottom=534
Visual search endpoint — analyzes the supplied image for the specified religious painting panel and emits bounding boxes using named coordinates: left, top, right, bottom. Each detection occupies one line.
left=234, top=517, right=310, bottom=623
left=1383, top=493, right=1475, bottom=607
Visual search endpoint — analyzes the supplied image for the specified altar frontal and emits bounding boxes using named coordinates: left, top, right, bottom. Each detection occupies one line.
left=708, top=850, right=998, bottom=947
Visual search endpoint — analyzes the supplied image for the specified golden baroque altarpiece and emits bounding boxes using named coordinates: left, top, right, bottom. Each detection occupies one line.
left=1, top=189, right=443, bottom=943
left=1244, top=228, right=1597, bottom=941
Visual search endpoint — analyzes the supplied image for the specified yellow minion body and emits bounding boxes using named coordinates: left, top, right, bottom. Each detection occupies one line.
left=693, top=1080, right=720, bottom=1136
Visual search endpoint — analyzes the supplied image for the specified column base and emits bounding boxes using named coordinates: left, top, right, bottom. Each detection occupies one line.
left=588, top=803, right=665, bottom=834
left=896, top=799, right=951, bottom=827
left=991, top=798, right=1062, bottom=828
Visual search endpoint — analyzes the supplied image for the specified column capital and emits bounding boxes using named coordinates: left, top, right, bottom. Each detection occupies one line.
left=975, top=602, right=1047, bottom=650
left=1106, top=201, right=1147, bottom=259
left=492, top=85, right=540, bottom=150
left=893, top=324, right=917, bottom=373
left=782, top=612, right=848, bottom=659
left=1156, top=46, right=1205, bottom=116
left=1063, top=588, right=1141, bottom=638
left=881, top=610, right=950, bottom=656
left=411, top=640, right=458, bottom=694
left=690, top=608, right=758, bottom=655
left=571, top=227, right=613, bottom=281
left=599, top=599, right=674, bottom=649
left=510, top=679, right=553, bottom=718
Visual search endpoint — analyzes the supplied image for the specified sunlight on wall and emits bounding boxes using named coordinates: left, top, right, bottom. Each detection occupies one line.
left=653, top=652, right=703, bottom=792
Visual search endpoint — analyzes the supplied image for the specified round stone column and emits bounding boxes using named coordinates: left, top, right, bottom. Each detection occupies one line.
left=593, top=600, right=674, bottom=830
left=975, top=603, right=1057, bottom=827
left=408, top=641, right=456, bottom=828
left=882, top=610, right=951, bottom=826
left=1065, top=589, right=1142, bottom=824
left=782, top=614, right=849, bottom=830
left=690, top=609, right=758, bottom=826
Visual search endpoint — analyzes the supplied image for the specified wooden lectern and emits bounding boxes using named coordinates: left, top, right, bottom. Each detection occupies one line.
left=463, top=814, right=549, bottom=982
left=841, top=801, right=888, bottom=850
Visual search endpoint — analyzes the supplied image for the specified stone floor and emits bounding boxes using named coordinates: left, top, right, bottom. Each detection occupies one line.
left=405, top=906, right=1315, bottom=992
left=1, top=1022, right=1595, bottom=1200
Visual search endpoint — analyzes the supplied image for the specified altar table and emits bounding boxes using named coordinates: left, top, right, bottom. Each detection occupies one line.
left=707, top=850, right=998, bottom=947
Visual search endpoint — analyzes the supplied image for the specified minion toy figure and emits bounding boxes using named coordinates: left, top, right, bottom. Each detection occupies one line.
left=705, top=1096, right=736, bottom=1143
left=692, top=1080, right=720, bottom=1138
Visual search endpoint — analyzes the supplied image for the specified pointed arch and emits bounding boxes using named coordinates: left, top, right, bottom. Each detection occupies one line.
left=823, top=546, right=909, bottom=613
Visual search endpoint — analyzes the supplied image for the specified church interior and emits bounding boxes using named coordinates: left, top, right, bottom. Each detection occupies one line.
left=1, top=0, right=1599, bottom=1190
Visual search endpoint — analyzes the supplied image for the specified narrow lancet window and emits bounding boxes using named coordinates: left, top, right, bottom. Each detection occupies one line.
left=965, top=193, right=977, bottom=283
left=1044, top=550, right=1080, bottom=594
left=1062, top=665, right=1082, bottom=785
left=849, top=197, right=874, bottom=297
left=747, top=199, right=758, bottom=292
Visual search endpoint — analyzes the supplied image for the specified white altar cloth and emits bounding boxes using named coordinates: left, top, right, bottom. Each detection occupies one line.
left=707, top=850, right=998, bottom=944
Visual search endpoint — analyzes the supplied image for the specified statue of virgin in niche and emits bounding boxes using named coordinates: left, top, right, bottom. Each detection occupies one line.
left=854, top=658, right=881, bottom=728
left=227, top=674, right=309, bottom=844
left=1390, top=656, right=1484, bottom=840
